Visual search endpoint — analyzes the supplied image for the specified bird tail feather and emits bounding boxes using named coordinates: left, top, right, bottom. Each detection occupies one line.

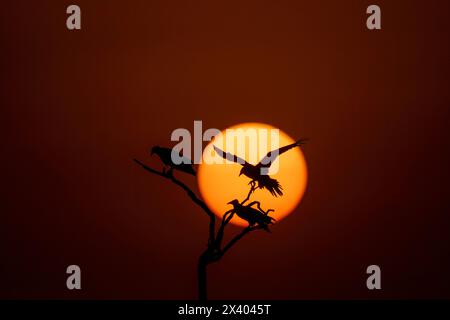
left=264, top=178, right=283, bottom=197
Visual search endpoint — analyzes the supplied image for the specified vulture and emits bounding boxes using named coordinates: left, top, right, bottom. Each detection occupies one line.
left=227, top=199, right=276, bottom=232
left=151, top=146, right=196, bottom=176
left=213, top=139, right=307, bottom=196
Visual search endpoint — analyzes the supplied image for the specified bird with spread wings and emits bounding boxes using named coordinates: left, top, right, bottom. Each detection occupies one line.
left=213, top=139, right=307, bottom=197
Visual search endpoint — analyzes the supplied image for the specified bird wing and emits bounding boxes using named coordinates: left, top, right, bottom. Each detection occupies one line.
left=213, top=145, right=249, bottom=166
left=257, top=138, right=308, bottom=168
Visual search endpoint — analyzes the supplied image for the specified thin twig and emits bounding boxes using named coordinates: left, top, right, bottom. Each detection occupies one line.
left=134, top=158, right=269, bottom=267
left=241, top=184, right=257, bottom=204
left=214, top=210, right=235, bottom=249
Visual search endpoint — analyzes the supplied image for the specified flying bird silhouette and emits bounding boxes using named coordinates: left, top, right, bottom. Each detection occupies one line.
left=213, top=139, right=307, bottom=196
left=151, top=146, right=196, bottom=176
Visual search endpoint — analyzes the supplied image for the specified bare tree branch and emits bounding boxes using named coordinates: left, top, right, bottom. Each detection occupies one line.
left=214, top=210, right=235, bottom=250
left=134, top=158, right=216, bottom=242
left=135, top=155, right=274, bottom=300
left=241, top=184, right=257, bottom=204
left=220, top=225, right=264, bottom=257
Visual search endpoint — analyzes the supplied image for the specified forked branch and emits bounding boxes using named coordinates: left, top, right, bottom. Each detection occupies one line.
left=135, top=157, right=271, bottom=300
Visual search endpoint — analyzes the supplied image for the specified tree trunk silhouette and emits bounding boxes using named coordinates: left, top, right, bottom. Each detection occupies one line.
left=134, top=158, right=266, bottom=300
left=198, top=251, right=210, bottom=300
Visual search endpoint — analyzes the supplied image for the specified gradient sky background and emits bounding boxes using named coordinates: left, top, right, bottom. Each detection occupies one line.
left=1, top=0, right=450, bottom=299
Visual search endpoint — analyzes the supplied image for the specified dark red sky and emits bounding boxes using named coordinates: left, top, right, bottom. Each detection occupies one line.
left=1, top=0, right=450, bottom=299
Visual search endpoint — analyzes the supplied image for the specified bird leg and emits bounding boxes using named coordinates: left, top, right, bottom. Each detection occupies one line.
left=250, top=182, right=257, bottom=195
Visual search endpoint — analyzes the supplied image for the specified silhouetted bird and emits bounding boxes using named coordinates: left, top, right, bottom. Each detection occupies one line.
left=227, top=199, right=276, bottom=232
left=151, top=146, right=196, bottom=176
left=214, top=139, right=307, bottom=196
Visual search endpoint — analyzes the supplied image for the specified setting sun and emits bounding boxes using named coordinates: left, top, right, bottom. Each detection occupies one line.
left=197, top=123, right=308, bottom=227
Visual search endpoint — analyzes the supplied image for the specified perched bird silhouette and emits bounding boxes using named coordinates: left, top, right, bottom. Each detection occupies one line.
left=214, top=139, right=307, bottom=196
left=227, top=199, right=276, bottom=232
left=151, top=146, right=196, bottom=176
